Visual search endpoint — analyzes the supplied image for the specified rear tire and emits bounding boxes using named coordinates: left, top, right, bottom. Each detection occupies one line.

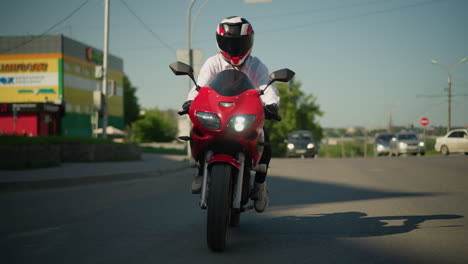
left=207, top=164, right=232, bottom=252
left=441, top=145, right=449, bottom=155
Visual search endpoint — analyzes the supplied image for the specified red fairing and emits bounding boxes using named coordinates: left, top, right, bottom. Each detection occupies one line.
left=188, top=86, right=265, bottom=166
left=208, top=154, right=241, bottom=169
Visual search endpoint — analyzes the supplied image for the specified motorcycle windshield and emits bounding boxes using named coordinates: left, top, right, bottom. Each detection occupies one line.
left=208, top=69, right=256, bottom=96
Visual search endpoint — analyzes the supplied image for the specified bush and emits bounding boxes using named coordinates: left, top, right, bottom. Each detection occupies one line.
left=132, top=109, right=178, bottom=142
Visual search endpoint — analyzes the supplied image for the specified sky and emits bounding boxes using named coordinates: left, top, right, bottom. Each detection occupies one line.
left=2, top=0, right=467, bottom=129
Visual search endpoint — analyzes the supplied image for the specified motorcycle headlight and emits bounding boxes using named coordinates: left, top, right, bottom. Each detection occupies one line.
left=196, top=111, right=221, bottom=130
left=307, top=143, right=314, bottom=149
left=228, top=115, right=256, bottom=132
left=419, top=141, right=425, bottom=147
left=287, top=143, right=294, bottom=150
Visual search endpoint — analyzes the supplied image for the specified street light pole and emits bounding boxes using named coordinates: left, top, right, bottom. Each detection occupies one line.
left=102, top=0, right=110, bottom=139
left=185, top=0, right=196, bottom=159
left=187, top=0, right=196, bottom=71
left=431, top=57, right=467, bottom=133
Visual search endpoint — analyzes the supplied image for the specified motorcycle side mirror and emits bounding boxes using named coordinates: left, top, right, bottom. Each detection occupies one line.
left=169, top=61, right=201, bottom=91
left=270, top=68, right=296, bottom=83
left=260, top=68, right=295, bottom=95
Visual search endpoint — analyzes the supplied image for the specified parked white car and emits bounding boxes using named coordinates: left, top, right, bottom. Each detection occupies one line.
left=435, top=129, right=468, bottom=155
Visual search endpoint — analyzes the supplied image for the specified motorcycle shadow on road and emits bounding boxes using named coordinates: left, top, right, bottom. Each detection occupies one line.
left=252, top=175, right=463, bottom=236
left=240, top=211, right=463, bottom=238
left=226, top=176, right=462, bottom=261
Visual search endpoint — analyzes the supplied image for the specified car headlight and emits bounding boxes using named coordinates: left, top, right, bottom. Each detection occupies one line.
left=196, top=111, right=221, bottom=130
left=227, top=115, right=255, bottom=132
left=419, top=141, right=425, bottom=147
left=399, top=142, right=407, bottom=148
left=376, top=144, right=384, bottom=151
left=307, top=143, right=314, bottom=149
left=287, top=143, right=294, bottom=150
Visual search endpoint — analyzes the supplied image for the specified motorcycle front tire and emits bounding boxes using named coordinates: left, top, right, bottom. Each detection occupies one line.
left=207, top=163, right=232, bottom=252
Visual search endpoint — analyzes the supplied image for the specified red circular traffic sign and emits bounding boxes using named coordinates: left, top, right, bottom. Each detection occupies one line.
left=420, top=117, right=429, bottom=126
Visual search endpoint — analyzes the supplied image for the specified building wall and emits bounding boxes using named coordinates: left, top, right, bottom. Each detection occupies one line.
left=0, top=35, right=125, bottom=137
left=61, top=36, right=124, bottom=136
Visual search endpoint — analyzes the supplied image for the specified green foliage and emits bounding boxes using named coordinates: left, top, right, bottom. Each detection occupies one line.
left=268, top=79, right=323, bottom=157
left=123, top=75, right=141, bottom=126
left=132, top=109, right=178, bottom=142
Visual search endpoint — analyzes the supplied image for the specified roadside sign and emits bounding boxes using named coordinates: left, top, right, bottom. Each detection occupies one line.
left=420, top=117, right=429, bottom=126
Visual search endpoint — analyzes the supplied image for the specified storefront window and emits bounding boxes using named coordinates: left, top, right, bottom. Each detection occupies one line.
left=75, top=64, right=81, bottom=74
left=64, top=62, right=72, bottom=72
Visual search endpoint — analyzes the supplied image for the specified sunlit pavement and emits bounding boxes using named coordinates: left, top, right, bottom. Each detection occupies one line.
left=1, top=155, right=467, bottom=264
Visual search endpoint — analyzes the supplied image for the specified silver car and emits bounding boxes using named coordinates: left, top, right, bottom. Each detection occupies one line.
left=374, top=133, right=395, bottom=156
left=434, top=129, right=468, bottom=155
left=389, top=133, right=425, bottom=156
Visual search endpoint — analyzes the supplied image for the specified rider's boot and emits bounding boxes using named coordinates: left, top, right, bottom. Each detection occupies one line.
left=252, top=181, right=269, bottom=213
left=191, top=173, right=202, bottom=194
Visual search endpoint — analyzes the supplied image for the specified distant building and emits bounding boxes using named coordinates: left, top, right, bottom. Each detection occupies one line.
left=0, top=35, right=124, bottom=136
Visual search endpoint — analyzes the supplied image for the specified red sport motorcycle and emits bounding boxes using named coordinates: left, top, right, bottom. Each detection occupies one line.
left=170, top=61, right=294, bottom=252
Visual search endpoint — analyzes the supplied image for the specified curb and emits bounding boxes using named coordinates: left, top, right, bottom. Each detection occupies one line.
left=0, top=164, right=191, bottom=193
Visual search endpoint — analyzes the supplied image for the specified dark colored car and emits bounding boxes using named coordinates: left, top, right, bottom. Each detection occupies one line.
left=374, top=133, right=395, bottom=156
left=285, top=130, right=318, bottom=158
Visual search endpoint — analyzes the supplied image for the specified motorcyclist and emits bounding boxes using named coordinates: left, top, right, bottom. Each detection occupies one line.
left=182, top=16, right=280, bottom=213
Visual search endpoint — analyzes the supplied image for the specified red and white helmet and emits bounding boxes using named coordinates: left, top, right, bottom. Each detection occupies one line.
left=216, top=16, right=254, bottom=66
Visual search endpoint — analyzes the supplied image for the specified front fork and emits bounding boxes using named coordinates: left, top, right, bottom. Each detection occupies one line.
left=199, top=151, right=245, bottom=210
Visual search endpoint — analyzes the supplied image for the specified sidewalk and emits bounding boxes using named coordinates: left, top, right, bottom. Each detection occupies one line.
left=0, top=153, right=191, bottom=192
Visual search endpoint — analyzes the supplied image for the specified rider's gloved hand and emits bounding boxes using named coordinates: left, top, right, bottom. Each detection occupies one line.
left=264, top=104, right=281, bottom=121
left=178, top=100, right=192, bottom=115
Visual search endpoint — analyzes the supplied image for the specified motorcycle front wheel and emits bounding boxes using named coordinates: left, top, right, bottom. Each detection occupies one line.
left=207, top=163, right=232, bottom=252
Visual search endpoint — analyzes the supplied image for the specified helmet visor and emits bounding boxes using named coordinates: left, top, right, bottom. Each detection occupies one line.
left=217, top=34, right=253, bottom=57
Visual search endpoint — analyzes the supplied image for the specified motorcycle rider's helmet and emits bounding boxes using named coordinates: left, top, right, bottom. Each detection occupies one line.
left=216, top=16, right=254, bottom=66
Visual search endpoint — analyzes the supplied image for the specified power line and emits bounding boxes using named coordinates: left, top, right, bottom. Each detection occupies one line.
left=1, top=0, right=90, bottom=53
left=119, top=0, right=175, bottom=53
left=266, top=0, right=448, bottom=33
left=254, top=0, right=393, bottom=20
left=416, top=94, right=468, bottom=98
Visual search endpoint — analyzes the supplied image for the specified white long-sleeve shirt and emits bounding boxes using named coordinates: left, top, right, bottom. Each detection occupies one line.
left=187, top=54, right=280, bottom=106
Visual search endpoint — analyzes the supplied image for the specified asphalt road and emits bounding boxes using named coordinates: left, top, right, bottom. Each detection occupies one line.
left=1, top=155, right=467, bottom=264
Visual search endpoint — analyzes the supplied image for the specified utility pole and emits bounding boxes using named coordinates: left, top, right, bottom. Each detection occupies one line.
left=431, top=57, right=467, bottom=133
left=447, top=73, right=452, bottom=133
left=102, top=0, right=110, bottom=138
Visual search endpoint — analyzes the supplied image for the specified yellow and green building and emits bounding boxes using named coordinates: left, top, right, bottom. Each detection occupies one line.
left=0, top=35, right=124, bottom=136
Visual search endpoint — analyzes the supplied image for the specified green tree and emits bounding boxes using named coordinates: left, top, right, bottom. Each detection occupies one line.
left=268, top=79, right=323, bottom=156
left=132, top=108, right=177, bottom=142
left=123, top=75, right=140, bottom=126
